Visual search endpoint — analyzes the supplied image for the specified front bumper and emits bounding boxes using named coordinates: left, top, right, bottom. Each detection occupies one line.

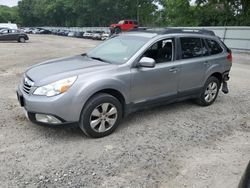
left=16, top=86, right=79, bottom=125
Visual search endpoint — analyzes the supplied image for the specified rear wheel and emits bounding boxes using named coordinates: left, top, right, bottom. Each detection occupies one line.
left=197, top=76, right=221, bottom=106
left=114, top=27, right=121, bottom=34
left=18, top=37, right=26, bottom=43
left=79, top=93, right=122, bottom=138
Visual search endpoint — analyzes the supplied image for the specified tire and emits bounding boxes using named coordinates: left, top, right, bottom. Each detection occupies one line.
left=114, top=27, right=121, bottom=34
left=79, top=93, right=122, bottom=138
left=196, top=76, right=221, bottom=106
left=18, top=37, right=26, bottom=43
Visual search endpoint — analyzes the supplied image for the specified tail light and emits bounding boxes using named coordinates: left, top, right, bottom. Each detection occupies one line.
left=226, top=48, right=232, bottom=62
left=227, top=52, right=232, bottom=62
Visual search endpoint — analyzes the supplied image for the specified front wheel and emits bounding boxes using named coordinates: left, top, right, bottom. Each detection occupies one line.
left=79, top=93, right=122, bottom=138
left=18, top=37, right=26, bottom=43
left=197, top=76, right=221, bottom=106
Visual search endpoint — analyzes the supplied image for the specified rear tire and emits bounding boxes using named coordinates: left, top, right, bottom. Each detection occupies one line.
left=79, top=93, right=122, bottom=138
left=196, top=76, right=221, bottom=106
left=114, top=27, right=121, bottom=34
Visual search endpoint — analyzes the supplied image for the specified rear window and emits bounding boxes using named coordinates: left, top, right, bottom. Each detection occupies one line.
left=205, top=39, right=223, bottom=55
left=180, top=37, right=203, bottom=59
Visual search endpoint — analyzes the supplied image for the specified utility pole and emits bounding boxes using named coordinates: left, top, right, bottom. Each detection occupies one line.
left=137, top=0, right=140, bottom=22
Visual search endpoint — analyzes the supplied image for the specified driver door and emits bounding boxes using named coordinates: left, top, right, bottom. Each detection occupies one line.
left=130, top=38, right=180, bottom=105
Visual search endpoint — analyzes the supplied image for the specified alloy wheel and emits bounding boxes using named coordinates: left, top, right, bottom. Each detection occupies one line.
left=89, top=103, right=118, bottom=133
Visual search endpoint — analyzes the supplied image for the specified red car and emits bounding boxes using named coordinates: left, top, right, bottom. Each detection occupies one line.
left=110, top=20, right=138, bottom=34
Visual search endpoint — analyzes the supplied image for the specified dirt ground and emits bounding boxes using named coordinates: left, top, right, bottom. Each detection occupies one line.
left=0, top=35, right=249, bottom=188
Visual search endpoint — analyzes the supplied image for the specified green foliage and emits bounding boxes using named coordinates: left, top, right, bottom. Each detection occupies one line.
left=1, top=0, right=249, bottom=27
left=16, top=0, right=159, bottom=27
left=0, top=5, right=19, bottom=23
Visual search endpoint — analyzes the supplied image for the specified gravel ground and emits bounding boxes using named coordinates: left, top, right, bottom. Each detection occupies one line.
left=0, top=35, right=249, bottom=188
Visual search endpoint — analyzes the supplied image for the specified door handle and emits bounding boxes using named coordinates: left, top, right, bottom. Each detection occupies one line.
left=169, top=67, right=180, bottom=73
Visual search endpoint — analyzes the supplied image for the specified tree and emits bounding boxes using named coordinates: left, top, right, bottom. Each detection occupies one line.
left=0, top=5, right=19, bottom=23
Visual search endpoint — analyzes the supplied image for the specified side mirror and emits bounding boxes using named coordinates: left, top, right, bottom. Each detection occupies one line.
left=138, top=57, right=156, bottom=68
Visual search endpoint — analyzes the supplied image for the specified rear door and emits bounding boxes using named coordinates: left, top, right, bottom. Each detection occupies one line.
left=121, top=21, right=131, bottom=31
left=177, top=37, right=209, bottom=95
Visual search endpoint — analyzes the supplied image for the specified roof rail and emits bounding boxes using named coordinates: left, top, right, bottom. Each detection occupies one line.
left=161, top=28, right=215, bottom=36
left=128, top=27, right=215, bottom=36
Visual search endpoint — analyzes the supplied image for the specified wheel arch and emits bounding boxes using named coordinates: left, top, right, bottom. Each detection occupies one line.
left=80, top=88, right=127, bottom=119
left=209, top=72, right=223, bottom=83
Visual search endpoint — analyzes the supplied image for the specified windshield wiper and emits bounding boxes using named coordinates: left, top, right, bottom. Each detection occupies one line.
left=90, top=56, right=109, bottom=63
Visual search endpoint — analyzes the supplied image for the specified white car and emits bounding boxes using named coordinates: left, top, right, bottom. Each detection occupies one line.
left=68, top=31, right=75, bottom=37
left=101, top=33, right=110, bottom=40
left=83, top=31, right=93, bottom=39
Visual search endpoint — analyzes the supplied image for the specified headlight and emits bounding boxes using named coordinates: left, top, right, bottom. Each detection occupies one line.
left=33, top=76, right=77, bottom=97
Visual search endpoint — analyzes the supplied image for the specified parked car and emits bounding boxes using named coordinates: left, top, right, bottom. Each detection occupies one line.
left=68, top=31, right=76, bottom=37
left=239, top=161, right=250, bottom=188
left=39, top=29, right=52, bottom=34
left=75, top=31, right=84, bottom=38
left=92, top=31, right=104, bottom=40
left=110, top=20, right=138, bottom=34
left=83, top=31, right=93, bottom=39
left=101, top=32, right=110, bottom=40
left=0, top=28, right=29, bottom=42
left=58, top=30, right=70, bottom=36
left=17, top=29, right=232, bottom=138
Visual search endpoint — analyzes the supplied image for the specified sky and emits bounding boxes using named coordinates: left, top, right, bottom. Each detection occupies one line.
left=0, top=0, right=20, bottom=7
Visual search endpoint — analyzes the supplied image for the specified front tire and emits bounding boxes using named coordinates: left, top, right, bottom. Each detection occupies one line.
left=18, top=37, right=26, bottom=43
left=79, top=93, right=122, bottom=138
left=197, top=76, right=221, bottom=106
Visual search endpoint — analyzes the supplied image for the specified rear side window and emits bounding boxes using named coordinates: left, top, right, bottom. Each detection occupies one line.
left=205, top=39, right=223, bottom=55
left=124, top=21, right=129, bottom=24
left=180, top=37, right=203, bottom=59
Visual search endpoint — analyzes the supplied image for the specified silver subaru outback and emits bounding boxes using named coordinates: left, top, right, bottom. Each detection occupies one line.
left=17, top=29, right=232, bottom=138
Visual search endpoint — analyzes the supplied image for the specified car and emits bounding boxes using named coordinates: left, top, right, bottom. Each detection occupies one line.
left=239, top=161, right=250, bottom=188
left=0, top=28, right=29, bottom=42
left=39, top=29, right=52, bottom=34
left=110, top=20, right=138, bottom=34
left=68, top=31, right=76, bottom=37
left=75, top=31, right=84, bottom=38
left=101, top=32, right=110, bottom=40
left=83, top=31, right=93, bottom=39
left=17, top=28, right=232, bottom=138
left=92, top=31, right=104, bottom=40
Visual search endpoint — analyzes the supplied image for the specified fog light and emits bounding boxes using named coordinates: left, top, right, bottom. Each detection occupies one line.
left=35, top=114, right=62, bottom=124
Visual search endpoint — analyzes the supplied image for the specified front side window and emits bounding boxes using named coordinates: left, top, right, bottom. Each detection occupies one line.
left=143, top=39, right=174, bottom=63
left=206, top=39, right=223, bottom=55
left=87, top=36, right=148, bottom=64
left=180, top=37, right=203, bottom=59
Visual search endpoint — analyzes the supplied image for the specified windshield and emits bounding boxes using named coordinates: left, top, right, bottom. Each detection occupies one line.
left=87, top=36, right=148, bottom=64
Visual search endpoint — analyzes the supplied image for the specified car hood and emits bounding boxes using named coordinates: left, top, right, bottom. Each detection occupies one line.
left=110, top=24, right=121, bottom=28
left=26, top=55, right=115, bottom=85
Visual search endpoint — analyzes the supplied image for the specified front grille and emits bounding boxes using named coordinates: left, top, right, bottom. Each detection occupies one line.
left=22, top=76, right=34, bottom=94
